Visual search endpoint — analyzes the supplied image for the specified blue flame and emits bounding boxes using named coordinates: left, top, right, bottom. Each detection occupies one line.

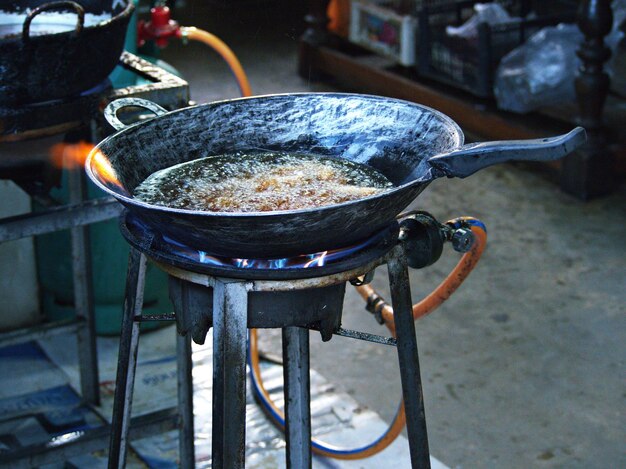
left=159, top=231, right=382, bottom=270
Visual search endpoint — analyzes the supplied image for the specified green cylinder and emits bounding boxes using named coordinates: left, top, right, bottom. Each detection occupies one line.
left=35, top=173, right=172, bottom=335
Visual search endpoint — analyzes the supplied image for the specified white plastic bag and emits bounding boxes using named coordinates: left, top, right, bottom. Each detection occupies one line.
left=494, top=24, right=583, bottom=113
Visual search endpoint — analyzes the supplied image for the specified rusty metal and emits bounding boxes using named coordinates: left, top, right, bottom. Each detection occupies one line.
left=212, top=280, right=248, bottom=469
left=306, top=325, right=397, bottom=347
left=283, top=326, right=312, bottom=468
left=108, top=249, right=146, bottom=469
left=133, top=313, right=177, bottom=322
left=108, top=52, right=189, bottom=111
left=387, top=245, right=431, bottom=468
left=177, top=332, right=195, bottom=467
left=168, top=275, right=213, bottom=343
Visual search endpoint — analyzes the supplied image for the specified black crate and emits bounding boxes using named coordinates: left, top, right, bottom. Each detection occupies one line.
left=416, top=0, right=577, bottom=97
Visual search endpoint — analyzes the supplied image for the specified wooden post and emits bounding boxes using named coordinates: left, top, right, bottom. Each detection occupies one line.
left=561, top=0, right=614, bottom=199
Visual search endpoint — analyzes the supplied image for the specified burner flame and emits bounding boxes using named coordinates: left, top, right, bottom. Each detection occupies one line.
left=50, top=141, right=94, bottom=169
left=303, top=251, right=327, bottom=268
left=91, top=150, right=124, bottom=190
left=161, top=235, right=372, bottom=270
left=51, top=142, right=123, bottom=190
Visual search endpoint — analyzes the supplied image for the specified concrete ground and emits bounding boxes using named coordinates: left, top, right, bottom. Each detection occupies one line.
left=159, top=2, right=625, bottom=467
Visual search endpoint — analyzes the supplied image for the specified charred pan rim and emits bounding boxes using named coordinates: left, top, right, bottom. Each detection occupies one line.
left=86, top=92, right=465, bottom=218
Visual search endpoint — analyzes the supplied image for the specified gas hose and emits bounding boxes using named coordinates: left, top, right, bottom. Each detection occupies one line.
left=178, top=26, right=252, bottom=98
left=250, top=219, right=487, bottom=459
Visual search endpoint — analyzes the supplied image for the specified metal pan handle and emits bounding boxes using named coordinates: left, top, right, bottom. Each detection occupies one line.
left=23, top=1, right=85, bottom=41
left=428, top=127, right=587, bottom=178
left=104, top=98, right=169, bottom=131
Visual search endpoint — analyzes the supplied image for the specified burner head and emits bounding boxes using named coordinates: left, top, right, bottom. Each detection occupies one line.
left=0, top=80, right=112, bottom=141
left=120, top=211, right=399, bottom=280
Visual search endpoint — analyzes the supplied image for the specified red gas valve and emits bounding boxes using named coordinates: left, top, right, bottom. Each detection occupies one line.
left=137, top=4, right=180, bottom=48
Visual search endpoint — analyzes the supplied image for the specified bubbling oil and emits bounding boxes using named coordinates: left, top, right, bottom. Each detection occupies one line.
left=133, top=151, right=395, bottom=212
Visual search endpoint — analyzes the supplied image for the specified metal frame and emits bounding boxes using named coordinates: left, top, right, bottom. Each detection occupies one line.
left=109, top=243, right=431, bottom=468
left=0, top=54, right=189, bottom=466
left=283, top=326, right=312, bottom=468
left=388, top=249, right=431, bottom=467
left=0, top=165, right=105, bottom=402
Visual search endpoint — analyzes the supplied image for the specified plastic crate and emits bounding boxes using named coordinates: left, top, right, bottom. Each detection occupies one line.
left=416, top=0, right=577, bottom=97
left=349, top=1, right=419, bottom=66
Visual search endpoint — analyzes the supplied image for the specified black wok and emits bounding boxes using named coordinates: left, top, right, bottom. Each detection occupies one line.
left=0, top=0, right=133, bottom=105
left=86, top=93, right=585, bottom=258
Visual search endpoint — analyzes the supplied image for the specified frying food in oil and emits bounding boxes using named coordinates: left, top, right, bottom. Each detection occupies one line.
left=133, top=151, right=394, bottom=212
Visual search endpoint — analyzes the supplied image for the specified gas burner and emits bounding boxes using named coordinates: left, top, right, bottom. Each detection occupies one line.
left=1, top=52, right=189, bottom=142
left=0, top=80, right=112, bottom=141
left=120, top=211, right=400, bottom=280
left=0, top=78, right=111, bottom=112
left=160, top=230, right=391, bottom=269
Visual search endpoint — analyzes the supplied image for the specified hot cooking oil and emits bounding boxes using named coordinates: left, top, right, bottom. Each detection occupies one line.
left=133, top=151, right=394, bottom=212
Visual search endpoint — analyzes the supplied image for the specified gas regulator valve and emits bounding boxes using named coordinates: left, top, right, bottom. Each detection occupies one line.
left=399, top=212, right=475, bottom=269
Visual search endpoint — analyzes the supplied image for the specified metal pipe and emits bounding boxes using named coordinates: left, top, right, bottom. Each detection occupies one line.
left=108, top=249, right=147, bottom=469
left=177, top=332, right=195, bottom=467
left=0, top=317, right=82, bottom=348
left=0, top=197, right=122, bottom=242
left=212, top=280, right=248, bottom=469
left=283, top=326, right=312, bottom=468
left=304, top=325, right=397, bottom=346
left=68, top=164, right=100, bottom=405
left=387, top=246, right=431, bottom=468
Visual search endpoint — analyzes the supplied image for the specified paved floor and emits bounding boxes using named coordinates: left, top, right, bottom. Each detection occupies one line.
left=159, top=2, right=625, bottom=467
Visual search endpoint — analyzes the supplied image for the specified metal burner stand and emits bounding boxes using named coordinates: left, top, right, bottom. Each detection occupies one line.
left=110, top=215, right=435, bottom=469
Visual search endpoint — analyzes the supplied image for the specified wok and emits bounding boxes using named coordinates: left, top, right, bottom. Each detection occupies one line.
left=86, top=93, right=585, bottom=258
left=0, top=0, right=133, bottom=105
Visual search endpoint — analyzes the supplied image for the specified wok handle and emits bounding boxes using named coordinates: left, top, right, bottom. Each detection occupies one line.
left=428, top=127, right=587, bottom=179
left=23, top=1, right=85, bottom=41
left=104, top=98, right=168, bottom=132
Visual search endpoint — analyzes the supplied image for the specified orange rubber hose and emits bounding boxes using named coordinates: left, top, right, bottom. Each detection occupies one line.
left=178, top=26, right=253, bottom=97
left=249, top=329, right=407, bottom=459
left=355, top=223, right=487, bottom=334
left=251, top=220, right=486, bottom=459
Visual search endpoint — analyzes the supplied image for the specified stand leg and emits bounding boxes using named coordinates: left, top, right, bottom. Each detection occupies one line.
left=108, top=249, right=147, bottom=469
left=212, top=280, right=248, bottom=469
left=283, top=326, right=312, bottom=469
left=68, top=165, right=99, bottom=405
left=388, top=249, right=431, bottom=469
left=177, top=332, right=195, bottom=467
